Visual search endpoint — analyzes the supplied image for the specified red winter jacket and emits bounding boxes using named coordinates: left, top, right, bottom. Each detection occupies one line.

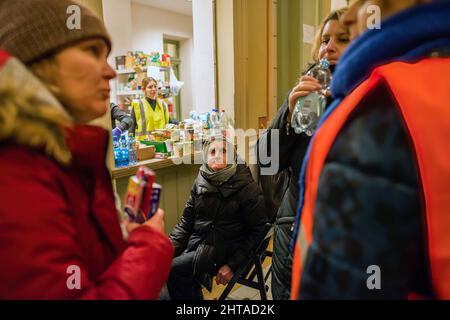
left=0, top=52, right=173, bottom=300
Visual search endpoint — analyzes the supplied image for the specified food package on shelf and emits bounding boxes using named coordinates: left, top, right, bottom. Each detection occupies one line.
left=161, top=53, right=171, bottom=67
left=125, top=51, right=135, bottom=69
left=149, top=52, right=161, bottom=67
left=136, top=144, right=155, bottom=161
left=116, top=55, right=126, bottom=70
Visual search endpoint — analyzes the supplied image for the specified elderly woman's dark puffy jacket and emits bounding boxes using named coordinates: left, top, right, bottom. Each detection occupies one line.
left=169, top=164, right=268, bottom=290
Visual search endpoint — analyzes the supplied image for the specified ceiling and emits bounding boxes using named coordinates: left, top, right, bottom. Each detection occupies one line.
left=132, top=0, right=192, bottom=16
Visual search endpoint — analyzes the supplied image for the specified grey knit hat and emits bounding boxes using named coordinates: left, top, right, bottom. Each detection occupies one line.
left=0, top=0, right=112, bottom=65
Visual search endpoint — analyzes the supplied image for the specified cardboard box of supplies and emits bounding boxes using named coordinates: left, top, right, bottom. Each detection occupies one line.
left=137, top=144, right=155, bottom=161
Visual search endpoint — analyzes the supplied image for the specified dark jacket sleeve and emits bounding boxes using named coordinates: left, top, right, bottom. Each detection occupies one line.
left=111, top=103, right=133, bottom=131
left=299, top=82, right=426, bottom=299
left=130, top=108, right=137, bottom=135
left=256, top=94, right=303, bottom=174
left=227, top=182, right=269, bottom=271
left=169, top=185, right=197, bottom=257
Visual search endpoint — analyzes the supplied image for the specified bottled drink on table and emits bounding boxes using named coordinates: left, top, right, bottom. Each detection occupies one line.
left=219, top=109, right=228, bottom=129
left=219, top=109, right=234, bottom=137
left=113, top=135, right=122, bottom=168
left=119, top=133, right=130, bottom=167
left=210, top=108, right=221, bottom=135
left=129, top=133, right=137, bottom=165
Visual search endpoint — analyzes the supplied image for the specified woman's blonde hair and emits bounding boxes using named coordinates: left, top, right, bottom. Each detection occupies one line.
left=311, top=8, right=348, bottom=62
left=28, top=57, right=62, bottom=101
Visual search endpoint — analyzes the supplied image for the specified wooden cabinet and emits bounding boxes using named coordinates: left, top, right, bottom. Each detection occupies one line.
left=113, top=159, right=200, bottom=234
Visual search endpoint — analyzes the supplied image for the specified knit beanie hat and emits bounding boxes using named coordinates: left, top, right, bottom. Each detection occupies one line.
left=0, top=0, right=112, bottom=65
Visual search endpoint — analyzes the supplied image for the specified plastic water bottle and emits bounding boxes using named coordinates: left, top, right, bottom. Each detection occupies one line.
left=113, top=135, right=122, bottom=168
left=210, top=108, right=221, bottom=135
left=291, top=59, right=332, bottom=136
left=219, top=109, right=233, bottom=136
left=129, top=133, right=137, bottom=165
left=120, top=133, right=130, bottom=167
left=219, top=110, right=228, bottom=129
left=204, top=112, right=212, bottom=129
left=189, top=110, right=198, bottom=121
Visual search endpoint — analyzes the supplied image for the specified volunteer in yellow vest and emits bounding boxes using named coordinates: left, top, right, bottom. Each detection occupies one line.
left=131, top=77, right=169, bottom=141
left=291, top=0, right=450, bottom=299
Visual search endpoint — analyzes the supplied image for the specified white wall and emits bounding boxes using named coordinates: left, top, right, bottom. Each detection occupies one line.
left=103, top=0, right=133, bottom=105
left=192, top=0, right=216, bottom=114
left=103, top=0, right=133, bottom=66
left=103, top=1, right=194, bottom=120
left=216, top=0, right=235, bottom=122
left=131, top=3, right=194, bottom=120
left=178, top=39, right=193, bottom=120
left=131, top=3, right=193, bottom=54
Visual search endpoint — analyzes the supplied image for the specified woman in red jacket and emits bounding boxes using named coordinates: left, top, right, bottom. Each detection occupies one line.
left=0, top=0, right=173, bottom=299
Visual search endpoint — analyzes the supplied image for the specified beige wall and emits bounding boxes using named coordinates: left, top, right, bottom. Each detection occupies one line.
left=233, top=0, right=277, bottom=131
left=246, top=0, right=268, bottom=130
left=331, top=0, right=348, bottom=10
left=77, top=0, right=103, bottom=18
left=230, top=0, right=336, bottom=127
left=277, top=0, right=301, bottom=108
left=192, top=0, right=217, bottom=114
left=216, top=0, right=235, bottom=122
left=277, top=0, right=331, bottom=107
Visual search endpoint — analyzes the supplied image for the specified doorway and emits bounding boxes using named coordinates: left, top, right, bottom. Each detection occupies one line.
left=163, top=38, right=182, bottom=121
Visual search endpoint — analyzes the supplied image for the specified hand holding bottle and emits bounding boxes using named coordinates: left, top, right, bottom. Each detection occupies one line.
left=287, top=75, right=322, bottom=122
left=290, top=59, right=332, bottom=136
left=112, top=127, right=122, bottom=141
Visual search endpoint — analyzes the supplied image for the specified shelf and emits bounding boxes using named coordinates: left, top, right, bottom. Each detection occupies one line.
left=117, top=90, right=144, bottom=96
left=116, top=66, right=171, bottom=74
left=116, top=68, right=139, bottom=75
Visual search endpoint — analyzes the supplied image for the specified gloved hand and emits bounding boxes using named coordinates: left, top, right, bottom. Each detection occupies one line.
left=112, top=127, right=122, bottom=141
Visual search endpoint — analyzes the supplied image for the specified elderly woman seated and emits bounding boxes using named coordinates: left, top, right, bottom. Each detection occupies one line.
left=166, top=135, right=269, bottom=300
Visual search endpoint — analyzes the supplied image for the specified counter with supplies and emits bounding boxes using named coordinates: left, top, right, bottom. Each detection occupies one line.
left=112, top=152, right=202, bottom=234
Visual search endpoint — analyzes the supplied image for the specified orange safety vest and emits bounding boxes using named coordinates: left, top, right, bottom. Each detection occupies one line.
left=291, top=57, right=450, bottom=300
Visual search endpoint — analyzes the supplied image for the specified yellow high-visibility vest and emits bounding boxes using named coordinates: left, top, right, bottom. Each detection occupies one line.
left=132, top=98, right=169, bottom=141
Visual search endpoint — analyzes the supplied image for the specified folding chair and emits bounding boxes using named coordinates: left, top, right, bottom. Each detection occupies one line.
left=219, top=223, right=274, bottom=300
